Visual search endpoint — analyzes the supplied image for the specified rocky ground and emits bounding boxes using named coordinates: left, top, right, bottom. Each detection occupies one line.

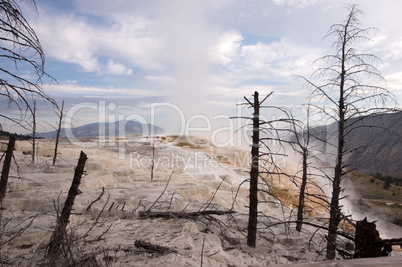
left=1, top=137, right=401, bottom=266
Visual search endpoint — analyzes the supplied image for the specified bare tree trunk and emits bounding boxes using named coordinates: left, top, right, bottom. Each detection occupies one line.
left=46, top=151, right=88, bottom=261
left=247, top=91, right=260, bottom=247
left=234, top=91, right=287, bottom=247
left=0, top=136, right=16, bottom=203
left=32, top=100, right=36, bottom=163
left=53, top=100, right=64, bottom=165
left=296, top=148, right=308, bottom=232
left=151, top=142, right=155, bottom=182
left=326, top=19, right=347, bottom=260
left=326, top=114, right=344, bottom=259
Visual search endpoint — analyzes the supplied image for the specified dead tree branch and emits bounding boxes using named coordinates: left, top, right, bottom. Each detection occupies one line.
left=86, top=187, right=105, bottom=211
left=146, top=172, right=174, bottom=212
left=138, top=209, right=236, bottom=219
left=134, top=240, right=178, bottom=254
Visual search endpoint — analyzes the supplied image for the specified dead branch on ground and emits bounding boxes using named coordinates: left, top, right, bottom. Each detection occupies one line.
left=0, top=213, right=39, bottom=246
left=134, top=240, right=178, bottom=254
left=138, top=209, right=236, bottom=219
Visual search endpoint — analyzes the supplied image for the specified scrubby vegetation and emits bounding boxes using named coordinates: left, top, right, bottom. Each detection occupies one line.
left=0, top=130, right=32, bottom=141
left=371, top=173, right=402, bottom=187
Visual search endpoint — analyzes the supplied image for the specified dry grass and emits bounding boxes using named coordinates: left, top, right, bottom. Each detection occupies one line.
left=346, top=170, right=402, bottom=203
left=345, top=170, right=402, bottom=226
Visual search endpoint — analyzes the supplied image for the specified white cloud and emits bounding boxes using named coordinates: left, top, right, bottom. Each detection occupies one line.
left=208, top=85, right=275, bottom=100
left=145, top=75, right=174, bottom=84
left=33, top=9, right=163, bottom=74
left=107, top=60, right=132, bottom=75
left=272, top=0, right=324, bottom=8
left=102, top=16, right=164, bottom=70
left=385, top=72, right=402, bottom=91
left=383, top=38, right=402, bottom=60
left=23, top=0, right=402, bottom=120
left=236, top=39, right=320, bottom=79
left=210, top=30, right=243, bottom=65
left=44, top=83, right=158, bottom=98
left=35, top=14, right=100, bottom=72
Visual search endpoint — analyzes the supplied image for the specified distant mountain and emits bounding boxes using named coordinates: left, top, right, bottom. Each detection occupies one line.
left=37, top=120, right=163, bottom=139
left=312, top=111, right=402, bottom=177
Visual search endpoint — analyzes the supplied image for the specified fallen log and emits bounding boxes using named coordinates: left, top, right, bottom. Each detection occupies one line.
left=134, top=240, right=178, bottom=254
left=53, top=246, right=153, bottom=266
left=138, top=210, right=236, bottom=219
left=382, top=238, right=402, bottom=248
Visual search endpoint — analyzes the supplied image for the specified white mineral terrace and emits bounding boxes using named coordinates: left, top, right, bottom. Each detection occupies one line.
left=1, top=137, right=401, bottom=266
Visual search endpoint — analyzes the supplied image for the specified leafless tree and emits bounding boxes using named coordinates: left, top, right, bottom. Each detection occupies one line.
left=31, top=100, right=36, bottom=163
left=1, top=0, right=55, bottom=125
left=42, top=100, right=74, bottom=165
left=233, top=91, right=294, bottom=247
left=299, top=4, right=398, bottom=260
left=289, top=105, right=312, bottom=232
left=288, top=106, right=333, bottom=234
left=53, top=100, right=64, bottom=165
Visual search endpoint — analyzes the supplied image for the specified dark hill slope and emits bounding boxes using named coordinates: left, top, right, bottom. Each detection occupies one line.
left=37, top=120, right=163, bottom=139
left=312, top=111, right=402, bottom=176
left=344, top=111, right=402, bottom=176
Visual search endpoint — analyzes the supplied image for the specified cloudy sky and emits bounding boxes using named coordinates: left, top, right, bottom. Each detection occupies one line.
left=2, top=0, right=402, bottom=134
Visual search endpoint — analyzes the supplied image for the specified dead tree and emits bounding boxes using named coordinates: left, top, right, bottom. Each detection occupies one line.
left=288, top=106, right=329, bottom=232
left=31, top=100, right=36, bottom=163
left=233, top=91, right=293, bottom=247
left=46, top=151, right=88, bottom=261
left=296, top=146, right=308, bottom=232
left=53, top=100, right=64, bottom=165
left=290, top=107, right=312, bottom=232
left=0, top=136, right=16, bottom=203
left=43, top=99, right=68, bottom=165
left=0, top=0, right=56, bottom=124
left=151, top=142, right=155, bottom=182
left=300, top=5, right=398, bottom=260
left=247, top=91, right=260, bottom=247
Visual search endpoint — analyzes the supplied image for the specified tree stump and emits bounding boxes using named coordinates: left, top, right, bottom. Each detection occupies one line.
left=353, top=217, right=392, bottom=258
left=0, top=136, right=16, bottom=203
left=46, top=151, right=88, bottom=262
